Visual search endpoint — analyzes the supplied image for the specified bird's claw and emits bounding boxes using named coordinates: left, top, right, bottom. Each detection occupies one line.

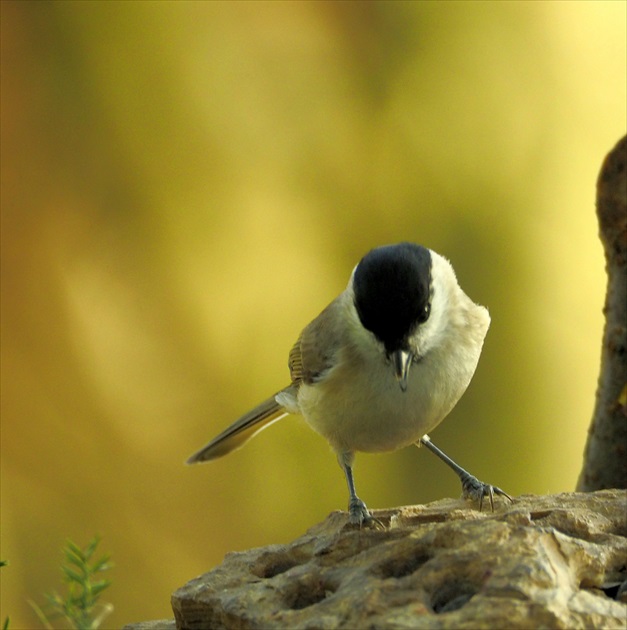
left=459, top=471, right=513, bottom=512
left=347, top=498, right=384, bottom=529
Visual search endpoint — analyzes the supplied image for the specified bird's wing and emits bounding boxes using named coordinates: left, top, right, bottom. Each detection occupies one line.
left=186, top=393, right=291, bottom=463
left=289, top=294, right=346, bottom=385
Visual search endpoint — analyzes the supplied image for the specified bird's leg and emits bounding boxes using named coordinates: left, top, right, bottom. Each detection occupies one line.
left=338, top=452, right=373, bottom=525
left=418, top=435, right=513, bottom=511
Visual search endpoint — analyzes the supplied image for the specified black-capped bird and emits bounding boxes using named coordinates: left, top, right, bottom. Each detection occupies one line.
left=188, top=243, right=511, bottom=524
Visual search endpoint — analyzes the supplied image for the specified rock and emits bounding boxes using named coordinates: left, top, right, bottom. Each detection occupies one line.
left=578, top=135, right=627, bottom=492
left=121, top=621, right=176, bottom=630
left=169, top=490, right=626, bottom=629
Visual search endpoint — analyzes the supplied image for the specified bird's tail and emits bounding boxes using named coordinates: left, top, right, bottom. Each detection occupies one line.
left=186, top=391, right=291, bottom=464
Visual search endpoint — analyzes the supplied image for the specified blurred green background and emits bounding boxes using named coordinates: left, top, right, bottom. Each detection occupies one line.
left=1, top=1, right=625, bottom=627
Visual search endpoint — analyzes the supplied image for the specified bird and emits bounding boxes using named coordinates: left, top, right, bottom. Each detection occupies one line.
left=187, top=242, right=511, bottom=524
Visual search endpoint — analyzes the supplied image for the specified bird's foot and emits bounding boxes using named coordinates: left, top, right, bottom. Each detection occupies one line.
left=347, top=497, right=384, bottom=529
left=459, top=471, right=513, bottom=512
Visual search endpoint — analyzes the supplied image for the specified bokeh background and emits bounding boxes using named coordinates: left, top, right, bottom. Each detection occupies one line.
left=1, top=1, right=625, bottom=627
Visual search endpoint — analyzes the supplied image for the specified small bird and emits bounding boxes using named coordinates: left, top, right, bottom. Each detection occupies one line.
left=187, top=242, right=511, bottom=524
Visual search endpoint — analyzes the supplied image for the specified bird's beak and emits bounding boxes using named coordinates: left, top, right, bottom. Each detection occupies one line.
left=391, top=349, right=413, bottom=392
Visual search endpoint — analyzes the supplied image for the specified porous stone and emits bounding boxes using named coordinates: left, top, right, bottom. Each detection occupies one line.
left=170, top=490, right=627, bottom=629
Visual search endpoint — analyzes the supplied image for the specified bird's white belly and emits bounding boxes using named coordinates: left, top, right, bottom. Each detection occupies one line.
left=297, top=344, right=476, bottom=455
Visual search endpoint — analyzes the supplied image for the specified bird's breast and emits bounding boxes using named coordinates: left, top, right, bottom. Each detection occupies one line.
left=296, top=341, right=476, bottom=455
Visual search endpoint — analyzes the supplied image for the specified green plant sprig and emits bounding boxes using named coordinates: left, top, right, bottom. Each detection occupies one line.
left=30, top=536, right=113, bottom=630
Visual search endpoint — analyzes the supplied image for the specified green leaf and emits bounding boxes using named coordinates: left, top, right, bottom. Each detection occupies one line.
left=62, top=565, right=85, bottom=584
left=90, top=580, right=112, bottom=598
left=91, top=555, right=112, bottom=573
left=83, top=536, right=101, bottom=561
left=28, top=598, right=55, bottom=629
left=65, top=540, right=86, bottom=563
left=64, top=546, right=85, bottom=568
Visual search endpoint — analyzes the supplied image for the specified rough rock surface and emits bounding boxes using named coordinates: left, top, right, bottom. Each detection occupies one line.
left=159, top=490, right=626, bottom=629
left=122, top=621, right=176, bottom=630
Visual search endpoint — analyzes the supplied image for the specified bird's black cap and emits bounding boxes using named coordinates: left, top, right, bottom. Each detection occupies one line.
left=353, top=243, right=432, bottom=353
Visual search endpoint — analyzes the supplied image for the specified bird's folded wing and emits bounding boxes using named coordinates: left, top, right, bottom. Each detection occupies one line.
left=288, top=295, right=346, bottom=384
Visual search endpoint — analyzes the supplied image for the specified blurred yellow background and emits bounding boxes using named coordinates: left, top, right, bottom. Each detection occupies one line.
left=1, top=1, right=625, bottom=627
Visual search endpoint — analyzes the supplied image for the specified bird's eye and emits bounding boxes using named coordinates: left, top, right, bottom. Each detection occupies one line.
left=419, top=304, right=431, bottom=323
